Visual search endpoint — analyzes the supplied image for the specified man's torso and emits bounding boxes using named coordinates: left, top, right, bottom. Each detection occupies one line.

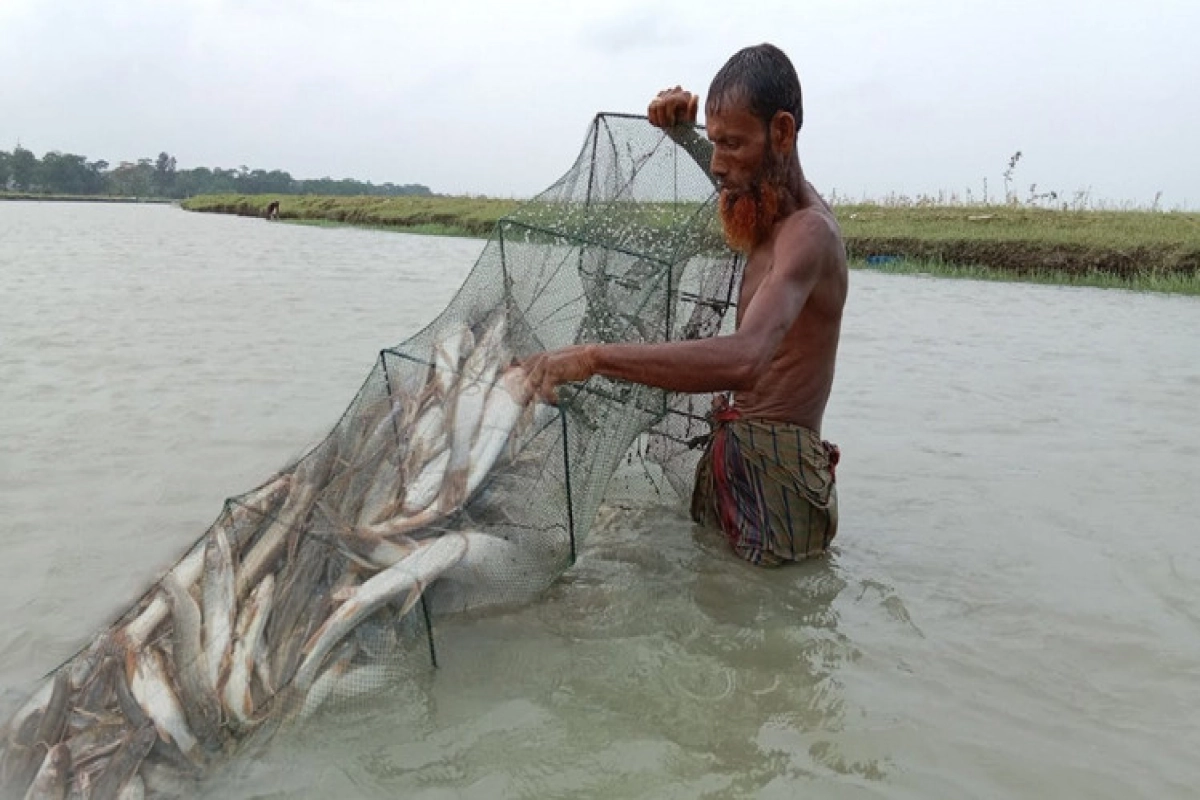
left=730, top=190, right=847, bottom=431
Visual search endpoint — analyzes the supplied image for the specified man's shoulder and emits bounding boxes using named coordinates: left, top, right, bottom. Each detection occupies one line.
left=782, top=203, right=842, bottom=246
left=775, top=203, right=845, bottom=273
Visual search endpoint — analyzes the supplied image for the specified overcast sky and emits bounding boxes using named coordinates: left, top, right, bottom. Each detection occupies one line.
left=2, top=0, right=1197, bottom=207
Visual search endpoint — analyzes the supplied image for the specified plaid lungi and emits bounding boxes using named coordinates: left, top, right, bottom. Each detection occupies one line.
left=690, top=404, right=840, bottom=566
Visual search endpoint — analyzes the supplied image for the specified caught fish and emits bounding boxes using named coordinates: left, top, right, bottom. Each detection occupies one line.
left=400, top=448, right=450, bottom=515
left=332, top=520, right=417, bottom=571
left=226, top=472, right=293, bottom=551
left=463, top=313, right=508, bottom=384
left=293, top=533, right=469, bottom=691
left=406, top=403, right=447, bottom=468
left=223, top=575, right=275, bottom=728
left=431, top=325, right=474, bottom=397
left=237, top=481, right=316, bottom=601
left=445, top=366, right=539, bottom=507
left=356, top=455, right=406, bottom=528
left=21, top=742, right=69, bottom=800
left=202, top=526, right=237, bottom=693
left=437, top=372, right=492, bottom=508
left=125, top=647, right=197, bottom=757
left=122, top=537, right=206, bottom=651
left=160, top=574, right=222, bottom=749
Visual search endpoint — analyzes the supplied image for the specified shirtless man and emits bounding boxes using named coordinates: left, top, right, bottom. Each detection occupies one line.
left=523, top=44, right=848, bottom=566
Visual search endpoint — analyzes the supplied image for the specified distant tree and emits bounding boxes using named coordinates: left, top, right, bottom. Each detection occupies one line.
left=1, top=143, right=435, bottom=198
left=154, top=151, right=177, bottom=197
left=10, top=146, right=38, bottom=191
left=107, top=159, right=156, bottom=197
left=38, top=152, right=107, bottom=195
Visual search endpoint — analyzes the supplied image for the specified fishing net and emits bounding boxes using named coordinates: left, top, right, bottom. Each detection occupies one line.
left=0, top=113, right=739, bottom=799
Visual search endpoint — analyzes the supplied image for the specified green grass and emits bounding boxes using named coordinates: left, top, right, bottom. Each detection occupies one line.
left=279, top=217, right=473, bottom=237
left=180, top=194, right=519, bottom=238
left=855, top=257, right=1200, bottom=296
left=835, top=203, right=1200, bottom=248
left=181, top=194, right=1200, bottom=293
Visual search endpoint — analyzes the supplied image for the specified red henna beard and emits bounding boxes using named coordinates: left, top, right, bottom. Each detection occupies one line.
left=717, top=159, right=787, bottom=253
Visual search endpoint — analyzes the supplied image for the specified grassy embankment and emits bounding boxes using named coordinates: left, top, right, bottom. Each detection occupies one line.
left=181, top=194, right=1200, bottom=295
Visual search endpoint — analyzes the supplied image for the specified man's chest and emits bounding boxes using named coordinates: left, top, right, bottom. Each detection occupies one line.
left=734, top=256, right=773, bottom=326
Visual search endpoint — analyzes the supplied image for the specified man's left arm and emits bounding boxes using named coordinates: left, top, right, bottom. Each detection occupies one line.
left=524, top=214, right=833, bottom=403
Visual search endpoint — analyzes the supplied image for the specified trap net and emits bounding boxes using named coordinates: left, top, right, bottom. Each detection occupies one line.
left=0, top=113, right=739, bottom=799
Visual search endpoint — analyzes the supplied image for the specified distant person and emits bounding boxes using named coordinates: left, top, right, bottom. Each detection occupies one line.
left=523, top=43, right=848, bottom=566
left=266, top=200, right=280, bottom=220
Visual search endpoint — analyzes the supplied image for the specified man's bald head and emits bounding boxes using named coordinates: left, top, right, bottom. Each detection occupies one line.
left=706, top=44, right=803, bottom=137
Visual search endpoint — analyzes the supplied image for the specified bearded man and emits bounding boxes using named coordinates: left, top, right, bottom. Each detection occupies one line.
left=523, top=43, right=848, bottom=566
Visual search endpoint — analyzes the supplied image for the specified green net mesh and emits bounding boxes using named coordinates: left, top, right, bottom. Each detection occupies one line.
left=0, top=113, right=738, bottom=799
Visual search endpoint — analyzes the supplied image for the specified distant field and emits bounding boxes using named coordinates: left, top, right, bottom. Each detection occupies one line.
left=181, top=194, right=1200, bottom=294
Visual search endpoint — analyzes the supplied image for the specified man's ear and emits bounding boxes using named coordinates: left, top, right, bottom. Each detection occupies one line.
left=770, top=111, right=797, bottom=155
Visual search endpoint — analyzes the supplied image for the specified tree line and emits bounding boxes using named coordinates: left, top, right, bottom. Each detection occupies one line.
left=0, top=147, right=432, bottom=198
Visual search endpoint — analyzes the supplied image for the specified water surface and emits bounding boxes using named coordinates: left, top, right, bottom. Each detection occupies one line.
left=2, top=202, right=1198, bottom=798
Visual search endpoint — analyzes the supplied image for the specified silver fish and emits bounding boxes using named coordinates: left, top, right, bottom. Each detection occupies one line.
left=445, top=366, right=537, bottom=507
left=400, top=448, right=450, bottom=515
left=356, top=456, right=405, bottom=527
left=160, top=574, right=222, bottom=749
left=125, top=648, right=197, bottom=757
left=122, top=538, right=206, bottom=651
left=223, top=575, right=274, bottom=728
left=334, top=522, right=417, bottom=571
left=463, top=313, right=508, bottom=384
left=227, top=472, right=293, bottom=552
left=359, top=368, right=536, bottom=540
left=294, top=534, right=468, bottom=691
left=406, top=403, right=447, bottom=467
left=237, top=481, right=316, bottom=601
left=202, top=526, right=236, bottom=693
left=431, top=325, right=474, bottom=397
left=438, top=372, right=493, bottom=507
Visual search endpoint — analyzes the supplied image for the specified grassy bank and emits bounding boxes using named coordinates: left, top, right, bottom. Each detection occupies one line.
left=181, top=194, right=519, bottom=238
left=182, top=194, right=1200, bottom=292
left=854, top=257, right=1200, bottom=296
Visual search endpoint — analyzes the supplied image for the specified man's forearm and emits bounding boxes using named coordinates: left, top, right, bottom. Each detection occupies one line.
left=664, top=125, right=715, bottom=186
left=587, top=336, right=757, bottom=394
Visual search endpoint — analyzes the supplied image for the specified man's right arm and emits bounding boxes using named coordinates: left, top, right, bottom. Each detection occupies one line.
left=666, top=127, right=714, bottom=186
left=648, top=87, right=715, bottom=186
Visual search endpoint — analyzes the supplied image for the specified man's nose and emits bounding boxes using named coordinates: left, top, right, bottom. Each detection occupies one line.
left=710, top=152, right=726, bottom=183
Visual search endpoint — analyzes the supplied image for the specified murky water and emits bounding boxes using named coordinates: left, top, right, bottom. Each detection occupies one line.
left=2, top=202, right=1198, bottom=798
